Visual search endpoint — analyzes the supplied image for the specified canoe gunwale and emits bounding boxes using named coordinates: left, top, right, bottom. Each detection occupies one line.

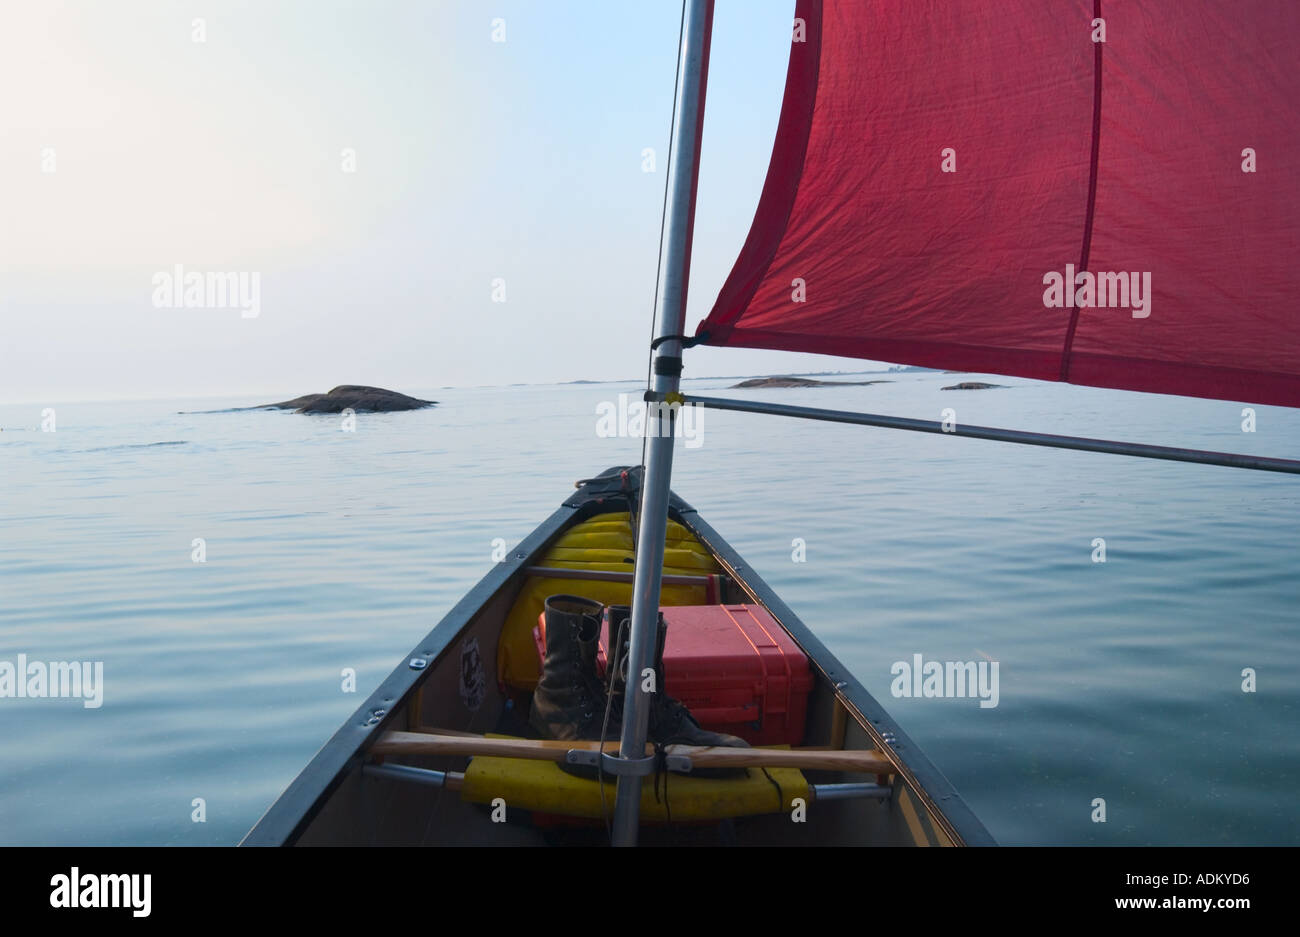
left=240, top=502, right=583, bottom=846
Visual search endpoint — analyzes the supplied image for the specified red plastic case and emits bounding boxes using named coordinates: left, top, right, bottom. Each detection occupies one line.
left=535, top=604, right=811, bottom=746
left=653, top=604, right=812, bottom=746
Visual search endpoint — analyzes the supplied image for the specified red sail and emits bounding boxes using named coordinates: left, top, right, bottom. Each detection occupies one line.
left=696, top=0, right=1300, bottom=407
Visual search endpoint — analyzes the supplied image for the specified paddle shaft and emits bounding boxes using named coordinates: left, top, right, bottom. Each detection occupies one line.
left=371, top=730, right=894, bottom=774
left=361, top=763, right=888, bottom=804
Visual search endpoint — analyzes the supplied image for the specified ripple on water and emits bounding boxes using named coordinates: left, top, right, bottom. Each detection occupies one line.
left=0, top=387, right=1297, bottom=844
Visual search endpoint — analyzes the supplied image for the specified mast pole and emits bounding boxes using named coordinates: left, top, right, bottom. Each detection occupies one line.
left=611, top=0, right=714, bottom=847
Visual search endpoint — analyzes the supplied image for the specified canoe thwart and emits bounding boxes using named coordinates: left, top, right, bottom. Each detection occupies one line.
left=522, top=565, right=716, bottom=588
left=362, top=762, right=465, bottom=791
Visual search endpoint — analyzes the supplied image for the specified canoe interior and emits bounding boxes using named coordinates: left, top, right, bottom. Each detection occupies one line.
left=244, top=469, right=992, bottom=846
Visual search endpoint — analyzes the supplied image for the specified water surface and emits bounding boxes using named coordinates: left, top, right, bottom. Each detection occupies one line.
left=1, top=374, right=1296, bottom=845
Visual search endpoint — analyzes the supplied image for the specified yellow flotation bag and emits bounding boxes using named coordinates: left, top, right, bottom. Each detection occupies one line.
left=461, top=740, right=808, bottom=822
left=496, top=512, right=721, bottom=691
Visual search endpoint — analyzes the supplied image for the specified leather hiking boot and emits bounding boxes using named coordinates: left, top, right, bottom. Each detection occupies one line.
left=647, top=615, right=750, bottom=753
left=529, top=595, right=608, bottom=742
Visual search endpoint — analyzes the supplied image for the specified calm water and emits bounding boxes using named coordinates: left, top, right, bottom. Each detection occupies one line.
left=2, top=374, right=1298, bottom=845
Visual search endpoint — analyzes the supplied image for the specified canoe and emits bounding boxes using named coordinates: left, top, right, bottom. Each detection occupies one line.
left=242, top=467, right=994, bottom=846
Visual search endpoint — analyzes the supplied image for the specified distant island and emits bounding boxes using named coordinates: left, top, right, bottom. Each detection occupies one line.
left=730, top=376, right=892, bottom=389
left=259, top=385, right=437, bottom=413
left=940, top=382, right=1005, bottom=391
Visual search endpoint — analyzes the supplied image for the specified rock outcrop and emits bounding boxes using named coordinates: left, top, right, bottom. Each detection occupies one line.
left=260, top=385, right=436, bottom=413
left=940, top=382, right=1005, bottom=391
left=730, top=376, right=890, bottom=389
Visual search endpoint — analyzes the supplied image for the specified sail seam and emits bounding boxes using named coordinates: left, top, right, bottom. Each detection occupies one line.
left=1059, top=0, right=1103, bottom=381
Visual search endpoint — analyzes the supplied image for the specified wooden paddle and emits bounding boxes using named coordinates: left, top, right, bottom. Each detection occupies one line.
left=371, top=730, right=894, bottom=774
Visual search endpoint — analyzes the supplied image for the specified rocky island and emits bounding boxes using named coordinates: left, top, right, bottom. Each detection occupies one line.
left=259, top=385, right=436, bottom=413
left=730, top=376, right=891, bottom=389
left=940, top=382, right=1006, bottom=391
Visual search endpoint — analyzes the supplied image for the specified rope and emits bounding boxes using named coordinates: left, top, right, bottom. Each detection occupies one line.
left=639, top=0, right=688, bottom=477
left=652, top=742, right=674, bottom=831
left=608, top=0, right=688, bottom=845
left=650, top=332, right=709, bottom=350
left=760, top=766, right=786, bottom=814
left=596, top=612, right=629, bottom=841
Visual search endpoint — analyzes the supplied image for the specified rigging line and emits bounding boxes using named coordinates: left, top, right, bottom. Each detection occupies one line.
left=641, top=0, right=689, bottom=475
left=597, top=612, right=630, bottom=844
left=1060, top=0, right=1104, bottom=380
left=650, top=332, right=708, bottom=350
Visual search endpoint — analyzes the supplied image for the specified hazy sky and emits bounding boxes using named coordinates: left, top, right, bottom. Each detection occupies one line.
left=1, top=0, right=879, bottom=403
